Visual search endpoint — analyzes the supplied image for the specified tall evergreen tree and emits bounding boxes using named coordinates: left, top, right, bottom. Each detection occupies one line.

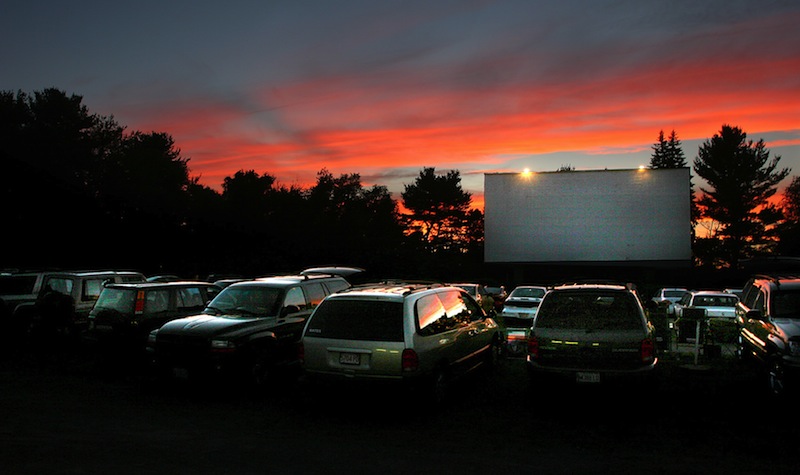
left=777, top=175, right=800, bottom=256
left=401, top=167, right=472, bottom=254
left=693, top=124, right=790, bottom=268
left=650, top=129, right=687, bottom=168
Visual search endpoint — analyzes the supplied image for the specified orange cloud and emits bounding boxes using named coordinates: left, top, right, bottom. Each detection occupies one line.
left=119, top=48, right=799, bottom=204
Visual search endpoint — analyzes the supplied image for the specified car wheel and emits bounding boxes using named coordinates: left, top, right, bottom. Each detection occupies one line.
left=431, top=368, right=448, bottom=406
left=767, top=359, right=787, bottom=397
left=485, top=338, right=502, bottom=374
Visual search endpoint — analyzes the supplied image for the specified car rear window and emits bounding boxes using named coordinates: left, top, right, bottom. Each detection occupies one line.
left=511, top=287, right=546, bottom=299
left=94, top=288, right=136, bottom=313
left=536, top=290, right=643, bottom=330
left=305, top=299, right=404, bottom=342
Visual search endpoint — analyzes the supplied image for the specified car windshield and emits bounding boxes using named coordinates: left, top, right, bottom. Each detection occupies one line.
left=206, top=286, right=283, bottom=317
left=664, top=290, right=686, bottom=299
left=536, top=290, right=643, bottom=330
left=774, top=289, right=800, bottom=319
left=510, top=287, right=546, bottom=299
left=94, top=288, right=136, bottom=313
left=305, top=299, right=404, bottom=341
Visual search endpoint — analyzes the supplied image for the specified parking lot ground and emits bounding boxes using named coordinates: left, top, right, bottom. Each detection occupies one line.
left=1, top=343, right=797, bottom=474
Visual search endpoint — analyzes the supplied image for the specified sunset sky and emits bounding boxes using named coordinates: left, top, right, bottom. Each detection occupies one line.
left=3, top=0, right=799, bottom=209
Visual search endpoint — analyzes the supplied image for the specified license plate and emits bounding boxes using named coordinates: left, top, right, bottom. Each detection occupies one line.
left=339, top=352, right=360, bottom=365
left=576, top=372, right=600, bottom=383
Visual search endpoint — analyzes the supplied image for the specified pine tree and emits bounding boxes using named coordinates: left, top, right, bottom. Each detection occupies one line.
left=693, top=124, right=790, bottom=268
left=650, top=129, right=687, bottom=168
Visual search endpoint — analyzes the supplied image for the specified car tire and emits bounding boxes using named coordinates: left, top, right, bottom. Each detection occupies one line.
left=431, top=368, right=449, bottom=406
left=767, top=359, right=787, bottom=397
left=484, top=338, right=502, bottom=375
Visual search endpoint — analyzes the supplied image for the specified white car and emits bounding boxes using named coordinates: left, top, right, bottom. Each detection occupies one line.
left=673, top=290, right=739, bottom=319
left=501, top=285, right=548, bottom=323
left=650, top=287, right=688, bottom=315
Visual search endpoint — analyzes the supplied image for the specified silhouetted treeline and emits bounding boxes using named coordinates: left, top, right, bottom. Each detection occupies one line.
left=0, top=88, right=485, bottom=280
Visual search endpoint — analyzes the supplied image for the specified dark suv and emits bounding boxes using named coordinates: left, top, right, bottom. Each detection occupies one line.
left=1, top=270, right=146, bottom=341
left=526, top=282, right=658, bottom=387
left=736, top=274, right=800, bottom=396
left=149, top=272, right=352, bottom=386
left=85, top=281, right=222, bottom=354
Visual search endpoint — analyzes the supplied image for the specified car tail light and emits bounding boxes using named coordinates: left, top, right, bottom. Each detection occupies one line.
left=134, top=290, right=145, bottom=315
left=640, top=338, right=655, bottom=363
left=402, top=349, right=419, bottom=372
left=527, top=336, right=540, bottom=359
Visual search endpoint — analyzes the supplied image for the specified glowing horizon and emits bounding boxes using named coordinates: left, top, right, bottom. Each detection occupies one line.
left=3, top=1, right=799, bottom=210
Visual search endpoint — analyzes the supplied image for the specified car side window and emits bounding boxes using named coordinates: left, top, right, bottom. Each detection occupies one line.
left=177, top=287, right=205, bottom=310
left=742, top=282, right=758, bottom=308
left=754, top=290, right=766, bottom=315
left=461, top=291, right=485, bottom=322
left=440, top=290, right=471, bottom=326
left=417, top=293, right=451, bottom=336
left=283, top=286, right=308, bottom=311
left=43, top=277, right=74, bottom=296
left=304, top=282, right=326, bottom=307
left=145, top=289, right=170, bottom=313
left=83, top=278, right=110, bottom=302
left=324, top=278, right=350, bottom=294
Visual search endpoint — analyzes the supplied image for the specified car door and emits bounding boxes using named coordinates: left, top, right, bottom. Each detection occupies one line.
left=440, top=289, right=490, bottom=374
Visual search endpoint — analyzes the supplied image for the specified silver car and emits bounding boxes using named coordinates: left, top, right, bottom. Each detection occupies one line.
left=300, top=282, right=500, bottom=403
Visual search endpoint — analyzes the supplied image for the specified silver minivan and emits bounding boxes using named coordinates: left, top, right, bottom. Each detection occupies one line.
left=300, top=282, right=500, bottom=402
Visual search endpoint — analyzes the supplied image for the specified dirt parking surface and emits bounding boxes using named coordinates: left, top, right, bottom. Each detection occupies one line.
left=1, top=344, right=797, bottom=475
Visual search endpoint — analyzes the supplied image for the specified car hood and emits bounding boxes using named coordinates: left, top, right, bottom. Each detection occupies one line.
left=158, top=314, right=273, bottom=339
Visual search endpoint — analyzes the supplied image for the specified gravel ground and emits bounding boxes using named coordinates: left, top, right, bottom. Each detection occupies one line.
left=1, top=342, right=796, bottom=475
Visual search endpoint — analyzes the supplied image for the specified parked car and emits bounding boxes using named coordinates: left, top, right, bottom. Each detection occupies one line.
left=448, top=282, right=494, bottom=314
left=498, top=285, right=548, bottom=355
left=673, top=290, right=739, bottom=343
left=22, top=270, right=147, bottom=338
left=300, top=281, right=501, bottom=404
left=500, top=285, right=548, bottom=323
left=146, top=274, right=182, bottom=283
left=148, top=272, right=353, bottom=386
left=673, top=290, right=739, bottom=319
left=723, top=288, right=744, bottom=300
left=85, top=281, right=222, bottom=358
left=526, top=282, right=658, bottom=387
left=736, top=274, right=800, bottom=396
left=650, top=287, right=688, bottom=315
